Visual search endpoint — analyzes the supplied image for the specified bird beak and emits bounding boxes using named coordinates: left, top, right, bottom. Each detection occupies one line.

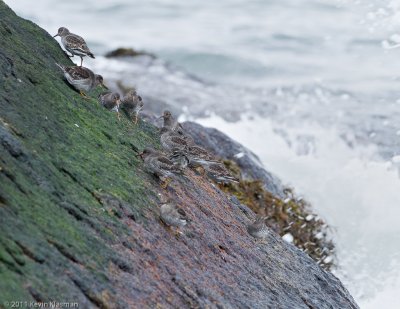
left=101, top=82, right=108, bottom=90
left=157, top=115, right=164, bottom=120
left=53, top=34, right=59, bottom=38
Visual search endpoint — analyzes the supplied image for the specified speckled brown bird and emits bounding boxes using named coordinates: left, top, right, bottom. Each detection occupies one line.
left=54, top=27, right=95, bottom=66
left=159, top=110, right=183, bottom=133
left=139, top=147, right=184, bottom=188
left=160, top=127, right=189, bottom=152
left=98, top=92, right=121, bottom=120
left=247, top=216, right=269, bottom=240
left=204, top=162, right=239, bottom=184
left=120, top=89, right=144, bottom=124
left=185, top=145, right=221, bottom=168
left=55, top=63, right=106, bottom=97
left=160, top=202, right=188, bottom=228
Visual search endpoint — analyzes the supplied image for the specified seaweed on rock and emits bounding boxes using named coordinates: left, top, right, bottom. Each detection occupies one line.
left=220, top=160, right=335, bottom=270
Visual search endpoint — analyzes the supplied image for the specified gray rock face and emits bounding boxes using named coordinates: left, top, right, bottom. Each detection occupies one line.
left=183, top=121, right=285, bottom=197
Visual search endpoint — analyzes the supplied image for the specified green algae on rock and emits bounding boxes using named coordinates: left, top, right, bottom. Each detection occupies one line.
left=0, top=2, right=358, bottom=308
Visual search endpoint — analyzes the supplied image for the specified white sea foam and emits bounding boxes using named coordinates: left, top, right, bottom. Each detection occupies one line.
left=196, top=114, right=400, bottom=307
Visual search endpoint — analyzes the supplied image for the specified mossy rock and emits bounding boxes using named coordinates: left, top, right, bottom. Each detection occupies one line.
left=0, top=2, right=159, bottom=304
left=0, top=2, right=357, bottom=308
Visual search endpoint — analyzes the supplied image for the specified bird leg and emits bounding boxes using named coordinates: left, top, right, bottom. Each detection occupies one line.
left=134, top=114, right=139, bottom=125
left=160, top=177, right=172, bottom=189
left=194, top=166, right=206, bottom=176
left=79, top=91, right=90, bottom=100
left=163, top=225, right=183, bottom=238
left=173, top=228, right=184, bottom=238
left=80, top=56, right=83, bottom=67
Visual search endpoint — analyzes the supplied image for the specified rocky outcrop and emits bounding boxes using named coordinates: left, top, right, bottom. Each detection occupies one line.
left=105, top=48, right=155, bottom=59
left=0, top=2, right=358, bottom=308
left=181, top=122, right=335, bottom=270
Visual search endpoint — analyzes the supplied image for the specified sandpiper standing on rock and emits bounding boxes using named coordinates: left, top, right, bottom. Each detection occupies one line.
left=120, top=89, right=144, bottom=124
left=53, top=27, right=95, bottom=66
left=160, top=201, right=188, bottom=229
left=98, top=92, right=121, bottom=120
left=247, top=216, right=269, bottom=240
left=159, top=110, right=183, bottom=133
left=138, top=147, right=184, bottom=188
left=159, top=111, right=194, bottom=145
left=204, top=162, right=239, bottom=184
left=160, top=127, right=189, bottom=153
left=55, top=63, right=107, bottom=98
left=184, top=145, right=222, bottom=168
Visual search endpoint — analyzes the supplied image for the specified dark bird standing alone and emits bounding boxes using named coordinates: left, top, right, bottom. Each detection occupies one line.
left=54, top=27, right=95, bottom=66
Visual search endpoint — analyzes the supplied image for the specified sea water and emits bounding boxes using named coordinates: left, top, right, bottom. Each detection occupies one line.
left=7, top=0, right=400, bottom=307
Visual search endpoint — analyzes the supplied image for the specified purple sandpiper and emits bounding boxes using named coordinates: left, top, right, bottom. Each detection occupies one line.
left=138, top=147, right=184, bottom=188
left=160, top=127, right=189, bottom=153
left=120, top=89, right=144, bottom=124
left=184, top=145, right=222, bottom=168
left=159, top=110, right=183, bottom=133
left=98, top=92, right=121, bottom=120
left=168, top=150, right=190, bottom=169
left=160, top=202, right=188, bottom=228
left=56, top=63, right=107, bottom=97
left=247, top=216, right=269, bottom=240
left=160, top=127, right=219, bottom=169
left=53, top=27, right=95, bottom=66
left=204, top=162, right=239, bottom=184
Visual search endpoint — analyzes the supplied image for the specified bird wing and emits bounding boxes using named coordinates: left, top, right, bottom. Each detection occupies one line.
left=65, top=34, right=91, bottom=53
left=188, top=145, right=210, bottom=158
left=170, top=136, right=187, bottom=146
left=206, top=163, right=238, bottom=180
left=64, top=66, right=90, bottom=80
left=121, top=96, right=135, bottom=108
left=209, top=164, right=226, bottom=173
left=176, top=207, right=187, bottom=218
left=156, top=156, right=175, bottom=168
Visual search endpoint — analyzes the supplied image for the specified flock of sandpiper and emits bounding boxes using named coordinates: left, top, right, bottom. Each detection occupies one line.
left=53, top=27, right=269, bottom=239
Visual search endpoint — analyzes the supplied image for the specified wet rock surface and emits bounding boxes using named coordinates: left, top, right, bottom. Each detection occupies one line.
left=0, top=2, right=358, bottom=308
